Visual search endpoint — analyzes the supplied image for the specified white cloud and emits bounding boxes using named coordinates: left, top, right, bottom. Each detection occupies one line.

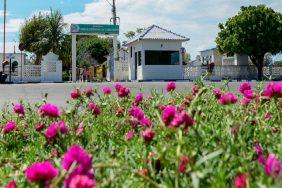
left=0, top=41, right=20, bottom=54
left=0, top=18, right=25, bottom=33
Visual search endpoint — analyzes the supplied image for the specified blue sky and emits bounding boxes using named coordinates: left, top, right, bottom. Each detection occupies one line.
left=0, top=0, right=281, bottom=60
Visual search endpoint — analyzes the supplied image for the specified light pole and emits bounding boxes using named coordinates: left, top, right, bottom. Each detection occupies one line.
left=3, top=0, right=6, bottom=62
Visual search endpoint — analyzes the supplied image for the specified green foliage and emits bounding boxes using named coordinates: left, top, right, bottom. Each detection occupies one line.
left=0, top=83, right=281, bottom=187
left=77, top=36, right=111, bottom=66
left=216, top=5, right=282, bottom=80
left=19, top=10, right=66, bottom=65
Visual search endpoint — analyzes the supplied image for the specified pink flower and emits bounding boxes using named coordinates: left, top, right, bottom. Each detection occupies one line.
left=177, top=105, right=185, bottom=113
left=2, top=122, right=16, bottom=134
left=178, top=154, right=189, bottom=173
left=13, top=104, right=24, bottom=115
left=71, top=89, right=81, bottom=99
left=45, top=124, right=58, bottom=141
left=166, top=82, right=176, bottom=92
left=68, top=174, right=96, bottom=188
left=57, top=121, right=70, bottom=134
left=263, top=82, right=282, bottom=98
left=134, top=93, right=143, bottom=105
left=265, top=154, right=282, bottom=176
left=39, top=104, right=59, bottom=118
left=141, top=117, right=152, bottom=127
left=213, top=89, right=222, bottom=99
left=178, top=164, right=186, bottom=173
left=76, top=122, right=84, bottom=136
left=102, top=86, right=112, bottom=95
left=239, top=82, right=252, bottom=94
left=25, top=161, right=59, bottom=183
left=192, top=84, right=199, bottom=96
left=129, top=106, right=144, bottom=120
left=35, top=122, right=45, bottom=132
left=115, top=83, right=123, bottom=91
left=62, top=145, right=93, bottom=172
left=117, top=87, right=130, bottom=98
left=234, top=174, right=247, bottom=188
left=125, top=130, right=134, bottom=140
left=5, top=180, right=17, bottom=188
left=88, top=102, right=101, bottom=116
left=162, top=105, right=177, bottom=126
left=219, top=93, right=238, bottom=105
left=243, top=90, right=256, bottom=99
left=265, top=112, right=272, bottom=120
left=142, top=130, right=155, bottom=142
left=241, top=98, right=251, bottom=106
left=83, top=88, right=93, bottom=97
left=254, top=144, right=265, bottom=165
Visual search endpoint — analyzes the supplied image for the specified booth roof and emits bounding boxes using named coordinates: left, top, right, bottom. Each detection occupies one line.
left=125, top=25, right=189, bottom=45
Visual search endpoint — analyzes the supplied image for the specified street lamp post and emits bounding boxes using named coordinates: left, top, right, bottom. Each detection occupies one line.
left=3, top=0, right=7, bottom=63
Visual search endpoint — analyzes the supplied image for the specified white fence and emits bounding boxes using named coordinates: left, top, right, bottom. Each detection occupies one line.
left=183, top=65, right=282, bottom=80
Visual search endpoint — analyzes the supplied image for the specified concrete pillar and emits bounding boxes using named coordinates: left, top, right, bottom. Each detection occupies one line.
left=72, top=34, right=77, bottom=82
left=113, top=34, right=118, bottom=81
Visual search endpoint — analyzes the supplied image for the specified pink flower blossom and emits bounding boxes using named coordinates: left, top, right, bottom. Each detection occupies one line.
left=213, top=89, right=222, bottom=99
left=254, top=144, right=265, bottom=165
left=25, top=161, right=59, bottom=183
left=117, top=87, right=130, bottom=98
left=88, top=102, right=101, bottom=116
left=102, top=86, right=112, bottom=95
left=45, top=124, right=58, bottom=141
left=35, top=122, right=45, bottom=132
left=265, top=154, right=282, bottom=176
left=5, top=180, right=17, bottom=188
left=129, top=106, right=144, bottom=120
left=83, top=88, right=93, bottom=97
left=178, top=155, right=189, bottom=173
left=71, top=89, right=81, bottom=99
left=239, top=82, right=252, bottom=94
left=161, top=105, right=177, bottom=126
left=263, top=82, right=282, bottom=98
left=241, top=98, right=252, bottom=106
left=2, top=122, right=16, bottom=134
left=56, top=121, right=70, bottom=134
left=142, top=130, right=155, bottom=142
left=234, top=174, right=247, bottom=188
left=178, top=164, right=186, bottom=173
left=243, top=90, right=256, bottom=99
left=134, top=93, right=143, bottom=105
left=177, top=105, right=185, bottom=113
left=13, top=104, right=24, bottom=115
left=115, top=83, right=123, bottom=91
left=39, top=104, right=59, bottom=118
left=76, top=122, right=84, bottom=136
left=192, top=84, right=199, bottom=96
left=166, top=82, right=176, bottom=92
left=219, top=93, right=238, bottom=105
left=125, top=130, right=134, bottom=141
left=62, top=145, right=93, bottom=172
left=141, top=117, right=152, bottom=127
left=68, top=174, right=96, bottom=188
left=265, top=112, right=272, bottom=120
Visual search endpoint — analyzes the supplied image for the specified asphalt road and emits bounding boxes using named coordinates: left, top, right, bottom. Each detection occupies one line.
left=0, top=81, right=263, bottom=108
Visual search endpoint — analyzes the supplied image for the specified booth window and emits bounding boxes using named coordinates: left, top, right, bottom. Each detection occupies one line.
left=138, top=51, right=141, bottom=66
left=145, top=51, right=179, bottom=65
left=130, top=47, right=133, bottom=58
left=135, top=52, right=138, bottom=67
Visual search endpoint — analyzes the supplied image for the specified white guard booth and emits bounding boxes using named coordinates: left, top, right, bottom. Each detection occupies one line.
left=126, top=25, right=189, bottom=81
left=70, top=24, right=119, bottom=82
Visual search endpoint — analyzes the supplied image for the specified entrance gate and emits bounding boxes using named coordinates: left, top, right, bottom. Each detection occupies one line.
left=70, top=24, right=119, bottom=82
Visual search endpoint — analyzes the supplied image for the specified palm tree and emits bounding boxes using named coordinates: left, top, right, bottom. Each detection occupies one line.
left=46, top=9, right=67, bottom=54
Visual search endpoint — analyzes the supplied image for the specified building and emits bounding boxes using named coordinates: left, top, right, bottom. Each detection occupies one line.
left=199, top=48, right=249, bottom=66
left=126, top=25, right=189, bottom=81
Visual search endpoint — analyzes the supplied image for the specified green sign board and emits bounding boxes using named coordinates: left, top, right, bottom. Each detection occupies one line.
left=70, top=24, right=119, bottom=34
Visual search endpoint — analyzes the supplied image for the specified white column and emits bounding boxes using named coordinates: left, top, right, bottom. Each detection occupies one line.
left=72, top=34, right=77, bottom=82
left=113, top=34, right=118, bottom=81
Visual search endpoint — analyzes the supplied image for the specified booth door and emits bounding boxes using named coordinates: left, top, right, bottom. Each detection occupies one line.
left=135, top=52, right=138, bottom=80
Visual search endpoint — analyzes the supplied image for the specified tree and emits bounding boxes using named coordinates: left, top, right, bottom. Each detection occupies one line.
left=216, top=5, right=282, bottom=80
left=124, top=31, right=136, bottom=39
left=58, top=35, right=72, bottom=70
left=19, top=14, right=50, bottom=64
left=19, top=10, right=67, bottom=64
left=77, top=36, right=111, bottom=67
left=46, top=10, right=67, bottom=54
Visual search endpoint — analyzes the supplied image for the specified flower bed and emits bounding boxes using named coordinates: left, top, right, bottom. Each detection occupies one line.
left=0, top=81, right=282, bottom=187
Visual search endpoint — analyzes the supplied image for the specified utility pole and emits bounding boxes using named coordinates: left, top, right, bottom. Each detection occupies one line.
left=112, top=0, right=117, bottom=25
left=3, top=0, right=6, bottom=62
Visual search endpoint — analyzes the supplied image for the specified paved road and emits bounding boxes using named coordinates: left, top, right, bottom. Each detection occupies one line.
left=0, top=81, right=262, bottom=108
